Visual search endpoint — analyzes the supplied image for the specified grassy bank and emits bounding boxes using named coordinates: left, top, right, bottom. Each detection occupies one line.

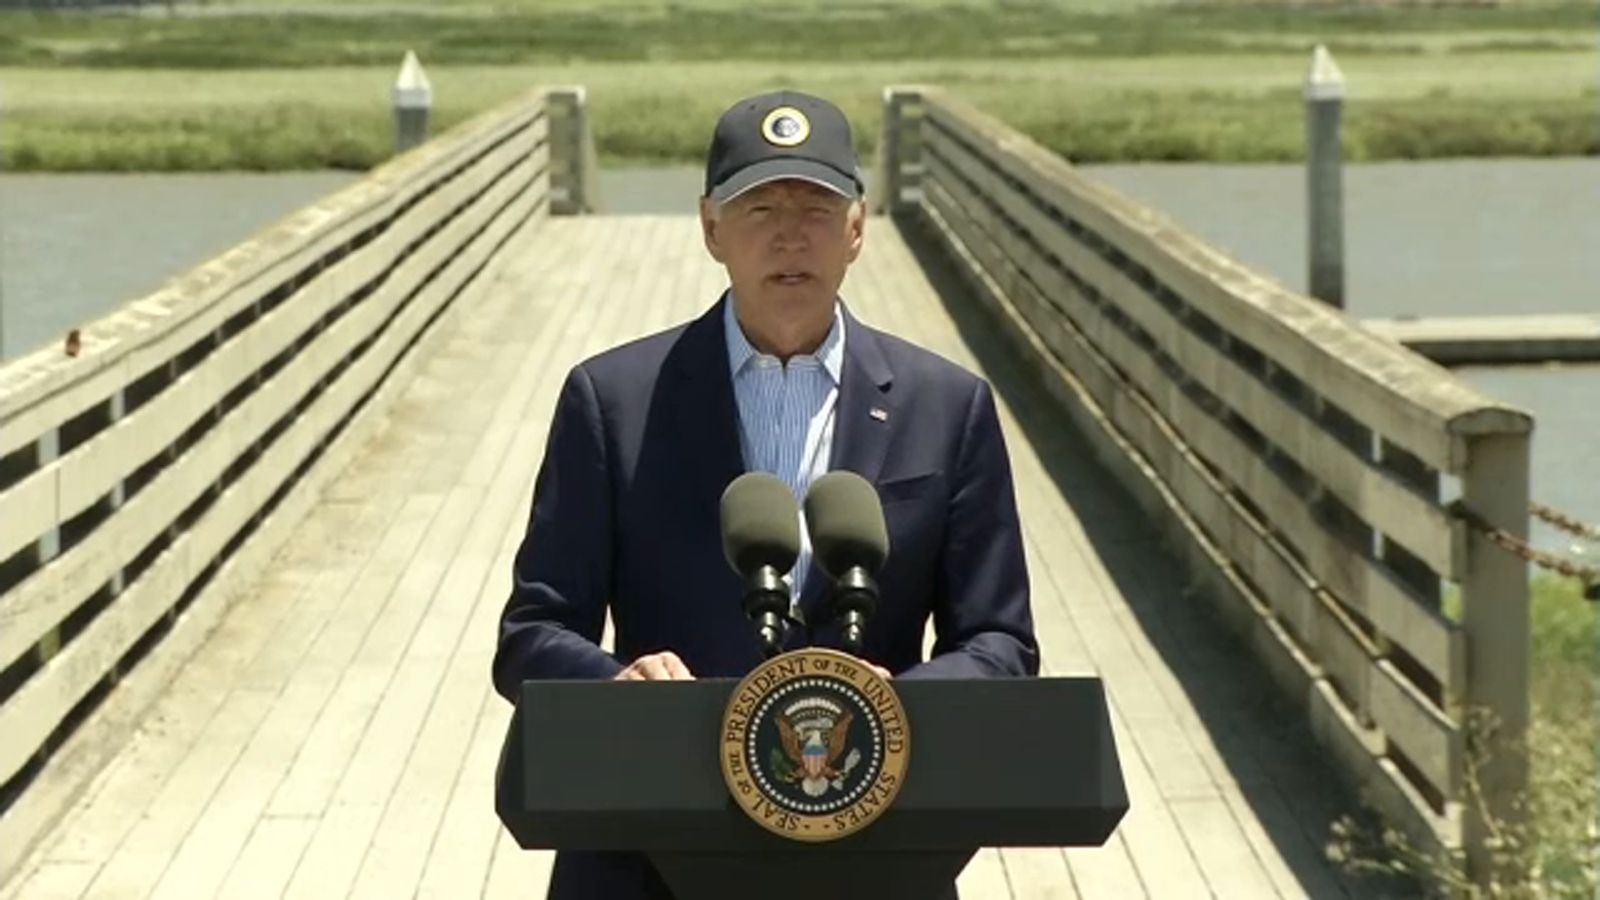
left=1, top=52, right=1594, bottom=171
left=0, top=2, right=1595, bottom=170
left=1362, top=573, right=1600, bottom=895
left=2, top=3, right=1593, bottom=69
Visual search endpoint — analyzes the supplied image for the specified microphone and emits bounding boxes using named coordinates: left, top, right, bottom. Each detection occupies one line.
left=803, top=471, right=889, bottom=655
left=720, top=472, right=801, bottom=659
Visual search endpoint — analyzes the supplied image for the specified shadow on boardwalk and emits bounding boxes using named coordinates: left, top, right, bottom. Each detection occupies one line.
left=896, top=212, right=1425, bottom=900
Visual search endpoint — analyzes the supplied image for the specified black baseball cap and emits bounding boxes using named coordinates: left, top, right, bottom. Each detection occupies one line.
left=704, top=90, right=863, bottom=205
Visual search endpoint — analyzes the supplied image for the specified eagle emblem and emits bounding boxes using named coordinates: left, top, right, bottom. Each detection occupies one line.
left=720, top=647, right=909, bottom=842
left=771, top=698, right=863, bottom=797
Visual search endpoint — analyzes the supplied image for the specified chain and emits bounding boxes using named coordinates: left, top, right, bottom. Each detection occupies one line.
left=1530, top=501, right=1600, bottom=542
left=1446, top=500, right=1600, bottom=601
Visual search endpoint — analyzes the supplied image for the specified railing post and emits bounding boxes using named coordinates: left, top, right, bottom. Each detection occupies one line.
left=874, top=87, right=924, bottom=217
left=1305, top=45, right=1346, bottom=309
left=547, top=87, right=598, bottom=215
left=392, top=50, right=432, bottom=155
left=1458, top=428, right=1530, bottom=890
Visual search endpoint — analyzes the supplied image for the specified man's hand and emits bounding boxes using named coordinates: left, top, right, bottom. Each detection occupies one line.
left=615, top=650, right=694, bottom=681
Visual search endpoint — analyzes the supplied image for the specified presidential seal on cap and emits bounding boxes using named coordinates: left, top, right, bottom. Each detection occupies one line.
left=720, top=648, right=909, bottom=842
left=704, top=90, right=863, bottom=205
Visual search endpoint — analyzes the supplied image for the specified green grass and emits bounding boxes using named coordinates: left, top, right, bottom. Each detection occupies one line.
left=0, top=2, right=1592, bottom=169
left=1420, top=573, right=1598, bottom=895
left=1, top=3, right=1594, bottom=68
left=1, top=50, right=1594, bottom=171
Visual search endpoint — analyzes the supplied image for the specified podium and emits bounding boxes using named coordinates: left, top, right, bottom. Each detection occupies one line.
left=496, top=676, right=1127, bottom=899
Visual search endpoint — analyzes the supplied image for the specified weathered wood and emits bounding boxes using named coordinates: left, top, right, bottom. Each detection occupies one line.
left=924, top=165, right=1464, bottom=833
left=0, top=92, right=549, bottom=457
left=912, top=195, right=1369, bottom=897
left=1459, top=431, right=1530, bottom=889
left=892, top=88, right=1532, bottom=875
left=1369, top=658, right=1462, bottom=802
left=920, top=93, right=1529, bottom=473
left=0, top=170, right=543, bottom=791
left=0, top=176, right=533, bottom=885
left=0, top=138, right=547, bottom=683
left=922, top=152, right=1463, bottom=695
left=922, top=124, right=1463, bottom=583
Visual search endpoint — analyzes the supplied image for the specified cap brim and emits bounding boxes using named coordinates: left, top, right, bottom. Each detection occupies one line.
left=709, top=157, right=859, bottom=205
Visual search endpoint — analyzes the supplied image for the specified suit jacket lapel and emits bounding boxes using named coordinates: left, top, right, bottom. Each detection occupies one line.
left=667, top=294, right=745, bottom=498
left=800, top=304, right=897, bottom=616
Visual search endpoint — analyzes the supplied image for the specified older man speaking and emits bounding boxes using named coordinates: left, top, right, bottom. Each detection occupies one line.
left=492, top=89, right=1038, bottom=899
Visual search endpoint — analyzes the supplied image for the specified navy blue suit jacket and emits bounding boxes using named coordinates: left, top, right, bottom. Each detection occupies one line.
left=493, top=296, right=1038, bottom=898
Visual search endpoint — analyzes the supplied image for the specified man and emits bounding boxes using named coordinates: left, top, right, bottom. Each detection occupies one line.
left=492, top=90, right=1038, bottom=899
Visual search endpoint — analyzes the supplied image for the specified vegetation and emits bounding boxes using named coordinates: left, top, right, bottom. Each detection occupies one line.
left=1331, top=573, right=1599, bottom=897
left=0, top=1, right=1594, bottom=170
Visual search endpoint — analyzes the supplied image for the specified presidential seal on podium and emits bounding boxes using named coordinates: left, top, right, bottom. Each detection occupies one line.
left=720, top=647, right=910, bottom=842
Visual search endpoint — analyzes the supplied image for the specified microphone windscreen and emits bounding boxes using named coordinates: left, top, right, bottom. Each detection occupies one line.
left=803, top=471, right=889, bottom=577
left=720, top=472, right=801, bottom=577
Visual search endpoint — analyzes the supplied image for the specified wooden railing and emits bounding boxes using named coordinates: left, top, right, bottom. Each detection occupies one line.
left=0, top=85, right=580, bottom=875
left=880, top=87, right=1532, bottom=880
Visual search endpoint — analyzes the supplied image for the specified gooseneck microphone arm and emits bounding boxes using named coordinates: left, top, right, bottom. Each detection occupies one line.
left=830, top=566, right=878, bottom=655
left=742, top=564, right=790, bottom=659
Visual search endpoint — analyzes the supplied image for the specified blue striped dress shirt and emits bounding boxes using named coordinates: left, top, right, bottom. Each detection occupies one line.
left=723, top=295, right=845, bottom=600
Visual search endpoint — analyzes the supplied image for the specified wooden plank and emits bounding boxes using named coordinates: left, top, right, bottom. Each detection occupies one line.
left=998, top=849, right=1078, bottom=899
left=923, top=127, right=1462, bottom=583
left=920, top=95, right=1529, bottom=473
left=0, top=466, right=57, bottom=569
left=0, top=220, right=486, bottom=884
left=1308, top=680, right=1456, bottom=856
left=0, top=168, right=544, bottom=791
left=0, top=860, right=97, bottom=900
left=153, top=245, right=560, bottom=899
left=0, top=96, right=548, bottom=457
left=79, top=687, right=278, bottom=897
left=212, top=816, right=318, bottom=900
left=0, top=143, right=547, bottom=680
left=898, top=206, right=1374, bottom=896
left=279, top=216, right=617, bottom=896
left=921, top=163, right=1462, bottom=696
left=482, top=830, right=554, bottom=900
left=956, top=847, right=1013, bottom=898
left=1368, top=659, right=1462, bottom=800
left=6, top=497, right=387, bottom=876
left=51, top=123, right=545, bottom=527
left=1167, top=797, right=1282, bottom=899
left=414, top=691, right=506, bottom=898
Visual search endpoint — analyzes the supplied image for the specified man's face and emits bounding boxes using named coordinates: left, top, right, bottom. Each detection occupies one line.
left=700, top=179, right=865, bottom=318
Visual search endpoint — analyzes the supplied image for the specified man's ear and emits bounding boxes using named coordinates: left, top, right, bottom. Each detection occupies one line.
left=700, top=197, right=725, bottom=263
left=845, top=200, right=866, bottom=263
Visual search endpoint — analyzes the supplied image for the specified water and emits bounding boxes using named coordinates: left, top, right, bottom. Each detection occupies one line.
left=0, top=172, right=359, bottom=359
left=3, top=162, right=1594, bottom=553
left=1082, top=159, right=1599, bottom=558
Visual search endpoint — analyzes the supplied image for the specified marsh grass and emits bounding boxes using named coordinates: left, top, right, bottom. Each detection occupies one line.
left=0, top=1, right=1592, bottom=169
left=1, top=3, right=1591, bottom=69
left=2, top=52, right=1594, bottom=170
left=1333, top=574, right=1598, bottom=897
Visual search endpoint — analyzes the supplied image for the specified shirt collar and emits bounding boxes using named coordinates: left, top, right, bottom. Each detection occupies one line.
left=723, top=292, right=846, bottom=384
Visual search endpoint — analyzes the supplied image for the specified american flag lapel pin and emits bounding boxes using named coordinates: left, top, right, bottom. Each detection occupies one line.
left=869, top=407, right=889, bottom=422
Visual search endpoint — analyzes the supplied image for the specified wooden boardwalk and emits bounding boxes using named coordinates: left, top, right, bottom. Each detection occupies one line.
left=1, top=215, right=1392, bottom=899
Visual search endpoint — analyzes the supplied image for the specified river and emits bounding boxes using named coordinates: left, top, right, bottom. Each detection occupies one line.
left=1, top=161, right=1593, bottom=554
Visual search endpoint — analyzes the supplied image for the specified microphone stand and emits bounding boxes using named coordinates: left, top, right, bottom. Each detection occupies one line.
left=827, top=566, right=878, bottom=656
left=742, top=564, right=794, bottom=659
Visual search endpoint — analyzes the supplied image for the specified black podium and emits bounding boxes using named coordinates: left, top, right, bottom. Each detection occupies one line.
left=496, top=677, right=1128, bottom=900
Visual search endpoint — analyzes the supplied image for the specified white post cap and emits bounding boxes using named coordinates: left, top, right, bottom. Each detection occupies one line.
left=1305, top=44, right=1346, bottom=102
left=393, top=50, right=432, bottom=109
